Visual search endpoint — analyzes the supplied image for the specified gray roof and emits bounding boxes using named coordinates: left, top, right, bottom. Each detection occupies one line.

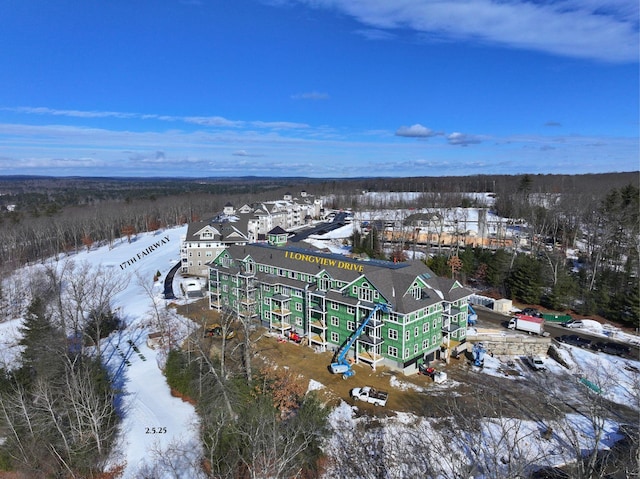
left=184, top=215, right=250, bottom=243
left=220, top=243, right=472, bottom=314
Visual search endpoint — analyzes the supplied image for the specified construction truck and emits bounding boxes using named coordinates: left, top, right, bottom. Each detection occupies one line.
left=350, top=386, right=388, bottom=406
left=508, top=315, right=547, bottom=336
left=330, top=302, right=389, bottom=379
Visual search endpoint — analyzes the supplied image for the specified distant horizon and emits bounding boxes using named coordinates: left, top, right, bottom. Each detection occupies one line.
left=1, top=1, right=637, bottom=177
left=0, top=170, right=637, bottom=182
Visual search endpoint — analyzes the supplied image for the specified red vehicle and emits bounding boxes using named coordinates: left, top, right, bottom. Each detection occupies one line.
left=287, top=331, right=303, bottom=343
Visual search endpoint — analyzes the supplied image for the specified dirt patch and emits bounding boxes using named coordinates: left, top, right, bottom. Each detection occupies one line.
left=175, top=299, right=601, bottom=421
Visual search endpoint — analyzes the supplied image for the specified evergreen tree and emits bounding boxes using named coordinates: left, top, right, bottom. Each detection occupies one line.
left=486, top=249, right=511, bottom=290
left=17, top=297, right=66, bottom=384
left=506, top=255, right=542, bottom=305
left=544, top=268, right=578, bottom=311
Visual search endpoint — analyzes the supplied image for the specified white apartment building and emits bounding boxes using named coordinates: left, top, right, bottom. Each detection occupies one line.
left=180, top=191, right=323, bottom=277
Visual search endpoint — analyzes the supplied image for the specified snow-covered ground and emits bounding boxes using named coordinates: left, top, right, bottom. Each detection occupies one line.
left=0, top=226, right=205, bottom=478
left=1, top=224, right=638, bottom=478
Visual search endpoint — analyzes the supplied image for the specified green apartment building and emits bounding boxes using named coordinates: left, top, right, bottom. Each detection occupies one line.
left=208, top=231, right=472, bottom=374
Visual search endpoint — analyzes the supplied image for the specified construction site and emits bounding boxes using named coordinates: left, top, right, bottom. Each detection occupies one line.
left=174, top=299, right=594, bottom=421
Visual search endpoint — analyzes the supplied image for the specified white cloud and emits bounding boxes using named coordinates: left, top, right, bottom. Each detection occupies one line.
left=232, top=150, right=265, bottom=157
left=2, top=106, right=310, bottom=132
left=353, top=29, right=396, bottom=41
left=395, top=124, right=441, bottom=138
left=284, top=0, right=639, bottom=62
left=291, top=91, right=330, bottom=100
left=447, top=132, right=483, bottom=146
left=3, top=106, right=137, bottom=119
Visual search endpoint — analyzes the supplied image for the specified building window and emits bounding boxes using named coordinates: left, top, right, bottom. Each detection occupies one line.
left=295, top=302, right=302, bottom=312
left=330, top=332, right=339, bottom=343
left=388, top=329, right=398, bottom=340
left=405, top=330, right=410, bottom=341
left=331, top=316, right=339, bottom=327
left=347, top=321, right=355, bottom=332
left=331, top=302, right=339, bottom=311
left=295, top=317, right=303, bottom=326
left=387, top=346, right=398, bottom=357
left=423, top=322, right=429, bottom=333
left=415, top=327, right=419, bottom=337
left=359, top=288, right=373, bottom=302
left=414, top=344, right=419, bottom=354
left=422, top=339, right=428, bottom=349
left=404, top=348, right=410, bottom=359
left=264, top=298, right=269, bottom=306
left=346, top=305, right=355, bottom=315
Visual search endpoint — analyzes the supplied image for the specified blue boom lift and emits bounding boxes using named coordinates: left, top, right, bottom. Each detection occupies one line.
left=468, top=303, right=478, bottom=326
left=330, top=303, right=389, bottom=379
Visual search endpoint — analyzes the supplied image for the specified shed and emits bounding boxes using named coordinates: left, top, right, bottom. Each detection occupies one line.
left=493, top=298, right=513, bottom=314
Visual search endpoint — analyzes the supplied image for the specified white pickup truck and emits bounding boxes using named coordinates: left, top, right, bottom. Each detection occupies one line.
left=350, top=386, right=389, bottom=406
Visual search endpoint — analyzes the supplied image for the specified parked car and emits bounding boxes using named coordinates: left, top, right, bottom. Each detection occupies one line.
left=562, top=319, right=583, bottom=328
left=527, top=355, right=546, bottom=371
left=520, top=307, right=543, bottom=318
left=558, top=334, right=591, bottom=348
left=592, top=341, right=630, bottom=357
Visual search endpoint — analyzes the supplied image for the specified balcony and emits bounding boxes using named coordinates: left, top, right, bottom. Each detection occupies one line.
left=358, top=334, right=383, bottom=346
left=443, top=307, right=461, bottom=319
left=357, top=349, right=384, bottom=367
left=309, top=333, right=327, bottom=350
left=442, top=323, right=463, bottom=334
left=309, top=301, right=326, bottom=313
left=240, top=296, right=256, bottom=307
left=309, top=317, right=327, bottom=329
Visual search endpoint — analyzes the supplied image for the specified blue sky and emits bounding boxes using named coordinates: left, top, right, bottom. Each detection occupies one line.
left=0, top=0, right=638, bottom=178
